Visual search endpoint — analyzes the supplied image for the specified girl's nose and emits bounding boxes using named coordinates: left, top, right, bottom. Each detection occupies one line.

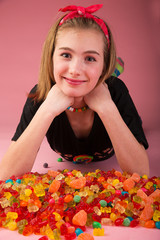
left=69, top=59, right=82, bottom=77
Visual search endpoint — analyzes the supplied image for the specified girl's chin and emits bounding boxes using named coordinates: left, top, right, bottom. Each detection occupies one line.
left=62, top=89, right=85, bottom=98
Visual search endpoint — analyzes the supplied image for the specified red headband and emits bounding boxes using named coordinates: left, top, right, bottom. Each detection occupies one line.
left=58, top=4, right=110, bottom=48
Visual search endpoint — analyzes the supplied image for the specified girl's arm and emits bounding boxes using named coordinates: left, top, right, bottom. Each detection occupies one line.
left=84, top=83, right=149, bottom=176
left=0, top=85, right=74, bottom=180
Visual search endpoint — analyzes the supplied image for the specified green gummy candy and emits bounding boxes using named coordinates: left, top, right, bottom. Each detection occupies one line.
left=92, top=221, right=102, bottom=229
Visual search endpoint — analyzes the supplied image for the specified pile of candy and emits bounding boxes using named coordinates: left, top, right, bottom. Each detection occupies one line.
left=0, top=169, right=160, bottom=240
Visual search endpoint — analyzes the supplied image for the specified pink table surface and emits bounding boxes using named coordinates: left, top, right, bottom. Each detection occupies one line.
left=0, top=225, right=160, bottom=240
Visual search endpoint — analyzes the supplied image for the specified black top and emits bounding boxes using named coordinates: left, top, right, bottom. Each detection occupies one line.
left=12, top=77, right=149, bottom=164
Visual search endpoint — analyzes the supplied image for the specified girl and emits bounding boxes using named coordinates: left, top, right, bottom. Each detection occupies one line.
left=0, top=4, right=149, bottom=180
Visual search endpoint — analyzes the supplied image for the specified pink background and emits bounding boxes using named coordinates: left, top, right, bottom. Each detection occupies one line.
left=0, top=0, right=160, bottom=239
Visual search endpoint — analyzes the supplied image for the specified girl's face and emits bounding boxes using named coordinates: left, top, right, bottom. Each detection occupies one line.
left=53, top=28, right=104, bottom=98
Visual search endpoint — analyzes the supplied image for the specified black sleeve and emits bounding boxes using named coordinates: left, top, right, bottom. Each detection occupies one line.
left=12, top=85, right=41, bottom=141
left=106, top=77, right=149, bottom=149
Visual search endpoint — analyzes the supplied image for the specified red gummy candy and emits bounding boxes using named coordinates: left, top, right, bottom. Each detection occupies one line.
left=60, top=223, right=68, bottom=235
left=115, top=218, right=124, bottom=226
left=64, top=232, right=77, bottom=240
left=130, top=219, right=139, bottom=227
left=38, top=236, right=48, bottom=240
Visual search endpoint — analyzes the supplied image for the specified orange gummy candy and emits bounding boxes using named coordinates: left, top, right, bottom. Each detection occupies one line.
left=140, top=202, right=154, bottom=221
left=114, top=171, right=122, bottom=178
left=137, top=189, right=149, bottom=203
left=131, top=173, right=140, bottom=182
left=72, top=210, right=87, bottom=226
left=64, top=194, right=73, bottom=203
left=149, top=189, right=160, bottom=201
left=123, top=178, right=135, bottom=191
left=48, top=170, right=60, bottom=178
left=70, top=177, right=86, bottom=189
left=77, top=233, right=94, bottom=240
left=48, top=179, right=60, bottom=193
left=144, top=220, right=155, bottom=228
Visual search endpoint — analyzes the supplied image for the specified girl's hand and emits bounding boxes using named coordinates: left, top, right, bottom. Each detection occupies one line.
left=84, top=83, right=113, bottom=113
left=43, top=84, right=74, bottom=116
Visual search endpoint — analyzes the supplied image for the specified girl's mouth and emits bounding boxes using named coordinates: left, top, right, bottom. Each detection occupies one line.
left=63, top=77, right=86, bottom=85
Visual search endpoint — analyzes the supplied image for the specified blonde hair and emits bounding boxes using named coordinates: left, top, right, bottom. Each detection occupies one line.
left=34, top=15, right=116, bottom=101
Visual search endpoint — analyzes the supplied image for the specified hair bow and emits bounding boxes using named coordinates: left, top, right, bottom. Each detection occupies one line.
left=58, top=4, right=110, bottom=48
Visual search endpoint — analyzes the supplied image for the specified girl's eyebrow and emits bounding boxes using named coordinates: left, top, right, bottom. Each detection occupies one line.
left=58, top=47, right=100, bottom=56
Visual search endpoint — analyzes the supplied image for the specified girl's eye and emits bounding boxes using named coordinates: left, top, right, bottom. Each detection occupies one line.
left=85, top=56, right=96, bottom=62
left=61, top=53, right=71, bottom=58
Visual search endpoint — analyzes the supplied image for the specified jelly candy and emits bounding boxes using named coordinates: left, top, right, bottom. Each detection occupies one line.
left=74, top=195, right=81, bottom=203
left=101, top=218, right=113, bottom=226
left=131, top=173, right=140, bottom=182
left=72, top=210, right=87, bottom=226
left=144, top=220, right=155, bottom=228
left=64, top=194, right=73, bottom=203
left=0, top=168, right=159, bottom=240
left=114, top=171, right=122, bottom=177
left=155, top=221, right=160, bottom=229
left=123, top=178, right=135, bottom=191
left=99, top=200, right=107, bottom=207
left=77, top=232, right=94, bottom=240
left=115, top=218, right=124, bottom=226
left=67, top=226, right=75, bottom=234
left=48, top=179, right=60, bottom=193
left=38, top=236, right=48, bottom=240
left=149, top=189, right=160, bottom=200
left=64, top=232, right=77, bottom=240
left=92, top=221, right=102, bottom=229
left=70, top=177, right=86, bottom=189
left=7, top=221, right=17, bottom=231
left=48, top=170, right=60, bottom=178
left=23, top=225, right=33, bottom=236
left=57, top=158, right=63, bottom=162
left=75, top=227, right=83, bottom=236
left=123, top=217, right=131, bottom=226
left=140, top=203, right=154, bottom=221
left=130, top=219, right=139, bottom=227
left=6, top=212, right=18, bottom=220
left=153, top=210, right=160, bottom=221
left=110, top=213, right=117, bottom=222
left=137, top=189, right=148, bottom=203
left=93, top=228, right=105, bottom=236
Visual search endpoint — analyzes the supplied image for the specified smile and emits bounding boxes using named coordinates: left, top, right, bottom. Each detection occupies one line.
left=63, top=77, right=86, bottom=86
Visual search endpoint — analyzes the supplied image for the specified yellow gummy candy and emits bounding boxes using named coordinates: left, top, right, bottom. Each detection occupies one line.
left=153, top=210, right=160, bottom=222
left=110, top=213, right=117, bottom=222
left=25, top=189, right=32, bottom=196
left=7, top=221, right=17, bottom=231
left=112, top=179, right=120, bottom=186
left=7, top=212, right=18, bottom=220
left=53, top=212, right=62, bottom=221
left=93, top=228, right=105, bottom=236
